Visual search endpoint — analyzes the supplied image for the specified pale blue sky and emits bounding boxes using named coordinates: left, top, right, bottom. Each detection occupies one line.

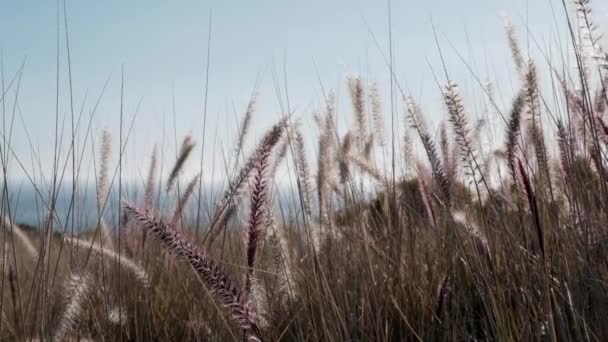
left=0, top=0, right=606, bottom=187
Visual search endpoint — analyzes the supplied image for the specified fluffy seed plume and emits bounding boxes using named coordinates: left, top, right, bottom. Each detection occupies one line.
left=266, top=224, right=297, bottom=300
left=69, top=237, right=150, bottom=287
left=53, top=272, right=94, bottom=342
left=123, top=203, right=262, bottom=339
left=403, top=127, right=414, bottom=174
left=370, top=82, right=385, bottom=147
left=339, top=131, right=353, bottom=184
left=415, top=163, right=437, bottom=228
left=208, top=119, right=286, bottom=244
left=235, top=93, right=257, bottom=161
left=574, top=0, right=602, bottom=80
left=503, top=15, right=525, bottom=75
left=443, top=81, right=481, bottom=184
left=170, top=173, right=202, bottom=228
left=407, top=97, right=451, bottom=204
left=439, top=121, right=456, bottom=188
left=208, top=159, right=255, bottom=242
left=94, top=130, right=115, bottom=249
left=243, top=121, right=276, bottom=295
left=107, top=306, right=128, bottom=327
left=348, top=76, right=367, bottom=148
left=348, top=153, right=386, bottom=184
left=524, top=62, right=551, bottom=190
left=506, top=91, right=525, bottom=180
left=97, top=129, right=111, bottom=211
left=167, top=135, right=195, bottom=192
left=145, top=145, right=158, bottom=211
left=452, top=210, right=491, bottom=260
left=272, top=132, right=289, bottom=176
left=294, top=126, right=313, bottom=216
left=317, top=93, right=336, bottom=224
left=556, top=120, right=573, bottom=177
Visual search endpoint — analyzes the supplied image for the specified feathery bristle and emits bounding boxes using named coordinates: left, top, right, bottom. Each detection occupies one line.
left=439, top=121, right=455, bottom=189
left=243, top=122, right=275, bottom=295
left=266, top=223, right=297, bottom=300
left=97, top=129, right=111, bottom=211
left=167, top=135, right=195, bottom=192
left=53, top=272, right=93, bottom=342
left=339, top=131, right=353, bottom=184
left=443, top=81, right=481, bottom=184
left=415, top=163, right=437, bottom=228
left=503, top=15, right=525, bottom=74
left=208, top=158, right=255, bottom=242
left=452, top=210, right=491, bottom=259
left=575, top=0, right=603, bottom=71
left=407, top=97, right=451, bottom=204
left=317, top=93, right=336, bottom=225
left=556, top=120, right=573, bottom=177
left=123, top=203, right=262, bottom=339
left=107, top=306, right=128, bottom=327
left=370, top=82, right=385, bottom=147
left=348, top=153, right=386, bottom=184
left=294, top=126, right=313, bottom=216
left=524, top=62, right=550, bottom=187
left=235, top=93, right=257, bottom=161
left=348, top=76, right=367, bottom=148
left=170, top=173, right=202, bottom=228
left=94, top=130, right=115, bottom=250
left=69, top=237, right=150, bottom=287
left=402, top=127, right=414, bottom=175
left=506, top=91, right=525, bottom=180
left=208, top=119, right=286, bottom=244
left=144, top=145, right=158, bottom=211
left=272, top=132, right=289, bottom=175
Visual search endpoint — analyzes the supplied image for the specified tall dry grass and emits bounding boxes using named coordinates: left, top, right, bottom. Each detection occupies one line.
left=1, top=1, right=608, bottom=341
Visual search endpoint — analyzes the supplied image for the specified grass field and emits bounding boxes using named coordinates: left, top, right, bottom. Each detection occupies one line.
left=1, top=0, right=608, bottom=341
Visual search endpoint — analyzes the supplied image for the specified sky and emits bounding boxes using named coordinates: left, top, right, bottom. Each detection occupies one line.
left=0, top=0, right=607, bottom=190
